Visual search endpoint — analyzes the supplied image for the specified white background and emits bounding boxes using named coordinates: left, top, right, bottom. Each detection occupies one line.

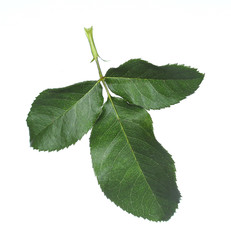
left=0, top=1, right=231, bottom=239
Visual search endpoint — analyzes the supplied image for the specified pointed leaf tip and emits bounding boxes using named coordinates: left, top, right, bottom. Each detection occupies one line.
left=90, top=97, right=180, bottom=221
left=105, top=59, right=204, bottom=110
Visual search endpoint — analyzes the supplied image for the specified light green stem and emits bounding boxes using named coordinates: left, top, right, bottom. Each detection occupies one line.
left=85, top=26, right=118, bottom=120
left=95, top=58, right=103, bottom=79
left=84, top=26, right=103, bottom=78
left=85, top=26, right=113, bottom=100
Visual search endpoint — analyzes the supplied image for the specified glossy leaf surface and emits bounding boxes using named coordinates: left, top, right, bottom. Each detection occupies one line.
left=27, top=81, right=103, bottom=151
left=90, top=97, right=180, bottom=221
left=105, top=59, right=204, bottom=109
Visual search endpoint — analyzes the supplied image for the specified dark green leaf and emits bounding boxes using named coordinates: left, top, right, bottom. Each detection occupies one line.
left=105, top=59, right=204, bottom=110
left=90, top=97, right=180, bottom=221
left=27, top=81, right=103, bottom=151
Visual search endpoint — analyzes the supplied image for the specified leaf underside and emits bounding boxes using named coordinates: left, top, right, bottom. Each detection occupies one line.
left=105, top=59, right=204, bottom=110
left=90, top=97, right=180, bottom=221
left=27, top=81, right=103, bottom=151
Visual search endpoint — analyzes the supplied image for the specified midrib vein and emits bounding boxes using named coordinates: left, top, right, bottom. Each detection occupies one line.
left=33, top=81, right=100, bottom=138
left=108, top=97, right=165, bottom=217
left=105, top=76, right=199, bottom=81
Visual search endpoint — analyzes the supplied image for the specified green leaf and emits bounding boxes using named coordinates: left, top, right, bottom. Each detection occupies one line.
left=27, top=81, right=103, bottom=151
left=105, top=59, right=204, bottom=110
left=90, top=97, right=180, bottom=221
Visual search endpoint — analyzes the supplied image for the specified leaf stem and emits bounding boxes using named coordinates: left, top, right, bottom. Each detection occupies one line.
left=85, top=26, right=111, bottom=98
left=84, top=26, right=103, bottom=79
left=95, top=58, right=103, bottom=79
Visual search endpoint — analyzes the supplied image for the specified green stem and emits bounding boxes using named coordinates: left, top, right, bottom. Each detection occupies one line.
left=85, top=26, right=111, bottom=98
left=95, top=58, right=103, bottom=79
left=84, top=26, right=103, bottom=79
left=84, top=27, right=123, bottom=123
